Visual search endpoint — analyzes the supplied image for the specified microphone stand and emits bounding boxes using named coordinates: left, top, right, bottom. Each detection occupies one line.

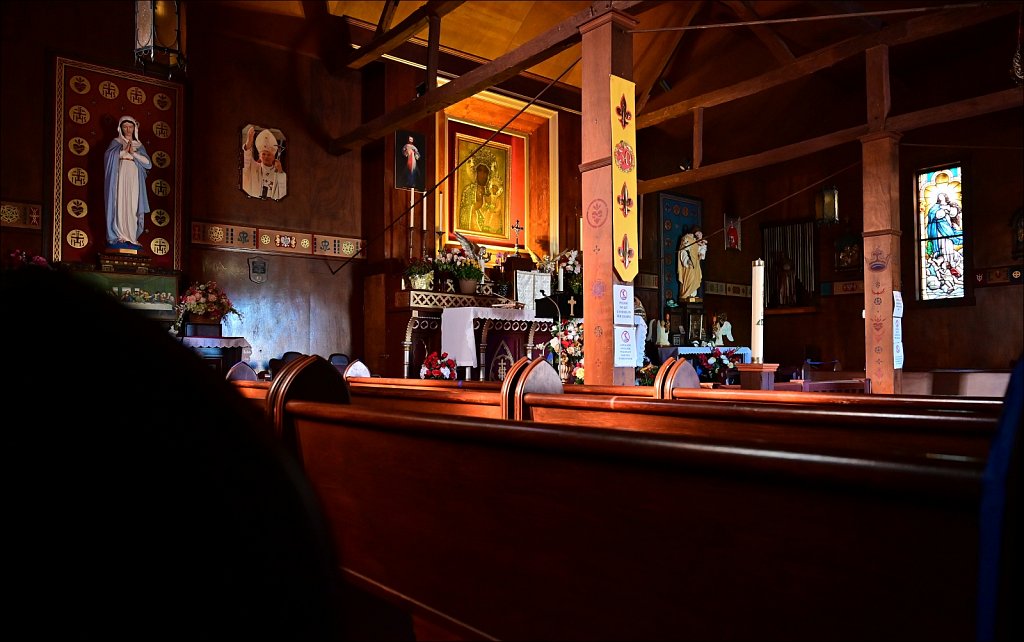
left=539, top=289, right=564, bottom=378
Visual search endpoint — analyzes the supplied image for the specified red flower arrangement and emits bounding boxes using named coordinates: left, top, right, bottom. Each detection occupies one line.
left=420, top=351, right=457, bottom=380
left=694, top=347, right=738, bottom=383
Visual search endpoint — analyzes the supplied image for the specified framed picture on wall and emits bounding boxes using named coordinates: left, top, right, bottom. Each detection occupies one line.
left=240, top=124, right=288, bottom=200
left=395, top=130, right=426, bottom=192
left=658, top=193, right=702, bottom=314
left=71, top=270, right=179, bottom=325
left=724, top=212, right=741, bottom=251
left=445, top=118, right=526, bottom=253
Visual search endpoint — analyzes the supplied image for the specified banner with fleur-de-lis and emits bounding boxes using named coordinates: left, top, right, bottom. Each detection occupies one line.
left=610, top=74, right=638, bottom=281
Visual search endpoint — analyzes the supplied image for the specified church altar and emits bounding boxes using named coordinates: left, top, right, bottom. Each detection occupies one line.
left=394, top=289, right=554, bottom=381
left=442, top=307, right=553, bottom=368
left=658, top=346, right=753, bottom=364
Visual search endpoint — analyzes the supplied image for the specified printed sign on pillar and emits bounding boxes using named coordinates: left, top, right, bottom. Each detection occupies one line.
left=610, top=75, right=638, bottom=282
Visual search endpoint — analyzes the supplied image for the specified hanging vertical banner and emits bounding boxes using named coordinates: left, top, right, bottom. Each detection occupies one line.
left=609, top=75, right=638, bottom=282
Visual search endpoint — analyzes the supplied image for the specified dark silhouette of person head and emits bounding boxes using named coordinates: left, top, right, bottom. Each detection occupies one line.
left=2, top=266, right=348, bottom=639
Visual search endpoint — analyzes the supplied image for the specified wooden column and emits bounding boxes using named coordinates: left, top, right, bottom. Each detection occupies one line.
left=579, top=9, right=636, bottom=385
left=861, top=45, right=901, bottom=394
left=861, top=130, right=902, bottom=394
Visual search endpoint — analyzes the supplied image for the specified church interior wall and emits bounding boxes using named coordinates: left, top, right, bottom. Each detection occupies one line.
left=2, top=1, right=1019, bottom=376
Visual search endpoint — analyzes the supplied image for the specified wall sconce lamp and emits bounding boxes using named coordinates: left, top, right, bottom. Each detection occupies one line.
left=135, top=1, right=186, bottom=79
left=816, top=185, right=839, bottom=226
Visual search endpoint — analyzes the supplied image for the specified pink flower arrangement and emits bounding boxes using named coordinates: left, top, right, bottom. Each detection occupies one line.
left=7, top=248, right=51, bottom=270
left=173, top=281, right=242, bottom=333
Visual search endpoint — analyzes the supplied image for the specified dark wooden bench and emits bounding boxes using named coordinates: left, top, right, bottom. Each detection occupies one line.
left=236, top=357, right=1001, bottom=462
left=271, top=384, right=995, bottom=640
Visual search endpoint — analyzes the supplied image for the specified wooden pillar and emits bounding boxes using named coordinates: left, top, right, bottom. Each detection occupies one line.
left=861, top=45, right=901, bottom=394
left=861, top=130, right=902, bottom=394
left=579, top=9, right=636, bottom=385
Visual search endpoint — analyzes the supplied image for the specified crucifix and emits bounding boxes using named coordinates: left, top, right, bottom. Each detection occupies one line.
left=567, top=295, right=577, bottom=317
left=511, top=219, right=523, bottom=253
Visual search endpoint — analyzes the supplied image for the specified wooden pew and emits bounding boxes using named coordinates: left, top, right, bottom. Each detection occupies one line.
left=230, top=380, right=271, bottom=416
left=273, top=384, right=993, bottom=640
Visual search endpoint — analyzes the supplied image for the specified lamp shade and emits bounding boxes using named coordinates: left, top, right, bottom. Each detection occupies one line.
left=135, top=1, right=186, bottom=77
left=816, top=185, right=839, bottom=225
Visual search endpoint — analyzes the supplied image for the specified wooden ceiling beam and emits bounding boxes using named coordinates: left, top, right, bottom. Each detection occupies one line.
left=721, top=0, right=794, bottom=65
left=638, top=3, right=1019, bottom=130
left=635, top=0, right=703, bottom=114
left=342, top=0, right=465, bottom=70
left=638, top=87, right=1023, bottom=194
left=329, top=1, right=650, bottom=153
left=375, top=0, right=401, bottom=36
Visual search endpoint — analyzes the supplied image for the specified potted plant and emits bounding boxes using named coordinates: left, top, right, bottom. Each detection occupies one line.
left=404, top=256, right=435, bottom=291
left=452, top=254, right=484, bottom=294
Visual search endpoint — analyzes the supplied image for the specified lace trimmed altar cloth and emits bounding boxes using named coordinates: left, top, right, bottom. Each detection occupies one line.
left=442, top=307, right=552, bottom=367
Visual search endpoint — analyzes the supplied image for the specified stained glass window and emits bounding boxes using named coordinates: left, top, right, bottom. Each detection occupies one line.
left=916, top=165, right=964, bottom=301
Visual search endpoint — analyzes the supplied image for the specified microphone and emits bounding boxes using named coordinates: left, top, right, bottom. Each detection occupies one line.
left=538, top=289, right=562, bottom=330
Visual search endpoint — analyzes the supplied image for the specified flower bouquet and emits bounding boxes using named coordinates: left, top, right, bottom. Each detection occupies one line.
left=6, top=248, right=51, bottom=270
left=636, top=363, right=658, bottom=386
left=174, top=281, right=242, bottom=331
left=545, top=318, right=584, bottom=384
left=693, top=347, right=738, bottom=384
left=559, top=249, right=582, bottom=294
left=420, top=351, right=457, bottom=380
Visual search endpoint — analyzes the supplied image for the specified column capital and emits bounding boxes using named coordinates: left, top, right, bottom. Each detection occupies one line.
left=579, top=9, right=639, bottom=35
left=859, top=130, right=903, bottom=144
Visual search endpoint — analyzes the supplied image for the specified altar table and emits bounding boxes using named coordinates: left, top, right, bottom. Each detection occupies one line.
left=441, top=307, right=553, bottom=380
left=658, top=346, right=753, bottom=364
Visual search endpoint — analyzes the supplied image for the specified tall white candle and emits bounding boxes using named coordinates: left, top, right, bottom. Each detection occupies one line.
left=408, top=190, right=414, bottom=228
left=751, top=259, right=764, bottom=363
left=422, top=192, right=427, bottom=231
left=558, top=268, right=564, bottom=292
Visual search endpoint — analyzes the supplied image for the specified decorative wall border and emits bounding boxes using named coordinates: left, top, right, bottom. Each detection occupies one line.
left=190, top=220, right=364, bottom=259
left=0, top=201, right=42, bottom=229
left=704, top=280, right=751, bottom=298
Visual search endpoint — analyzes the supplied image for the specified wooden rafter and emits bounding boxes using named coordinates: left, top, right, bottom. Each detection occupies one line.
left=341, top=0, right=465, bottom=70
left=721, top=0, right=794, bottom=64
left=329, top=1, right=650, bottom=153
left=638, top=87, right=1022, bottom=194
left=635, top=0, right=703, bottom=114
left=375, top=0, right=401, bottom=36
left=637, top=3, right=1019, bottom=130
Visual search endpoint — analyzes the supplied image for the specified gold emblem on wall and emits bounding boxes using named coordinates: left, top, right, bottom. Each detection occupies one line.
left=68, top=105, right=90, bottom=124
left=152, top=151, right=170, bottom=168
left=153, top=93, right=172, bottom=110
left=151, top=209, right=170, bottom=227
left=126, top=86, right=146, bottom=105
left=66, top=229, right=89, bottom=249
left=69, top=75, right=90, bottom=94
left=153, top=121, right=171, bottom=139
left=67, top=167, right=88, bottom=187
left=68, top=137, right=90, bottom=156
left=67, top=199, right=88, bottom=218
left=98, top=80, right=119, bottom=100
left=150, top=238, right=170, bottom=255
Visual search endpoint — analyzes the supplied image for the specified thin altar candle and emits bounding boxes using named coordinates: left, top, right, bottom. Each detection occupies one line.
left=751, top=259, right=764, bottom=363
left=558, top=267, right=564, bottom=292
left=408, top=190, right=414, bottom=228
left=422, top=192, right=427, bottom=231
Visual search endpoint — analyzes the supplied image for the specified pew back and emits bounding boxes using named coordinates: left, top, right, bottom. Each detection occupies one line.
left=286, top=401, right=984, bottom=641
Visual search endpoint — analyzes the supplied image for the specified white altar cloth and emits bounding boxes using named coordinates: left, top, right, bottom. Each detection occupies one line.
left=441, top=307, right=551, bottom=367
left=181, top=336, right=253, bottom=362
left=658, top=345, right=752, bottom=364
